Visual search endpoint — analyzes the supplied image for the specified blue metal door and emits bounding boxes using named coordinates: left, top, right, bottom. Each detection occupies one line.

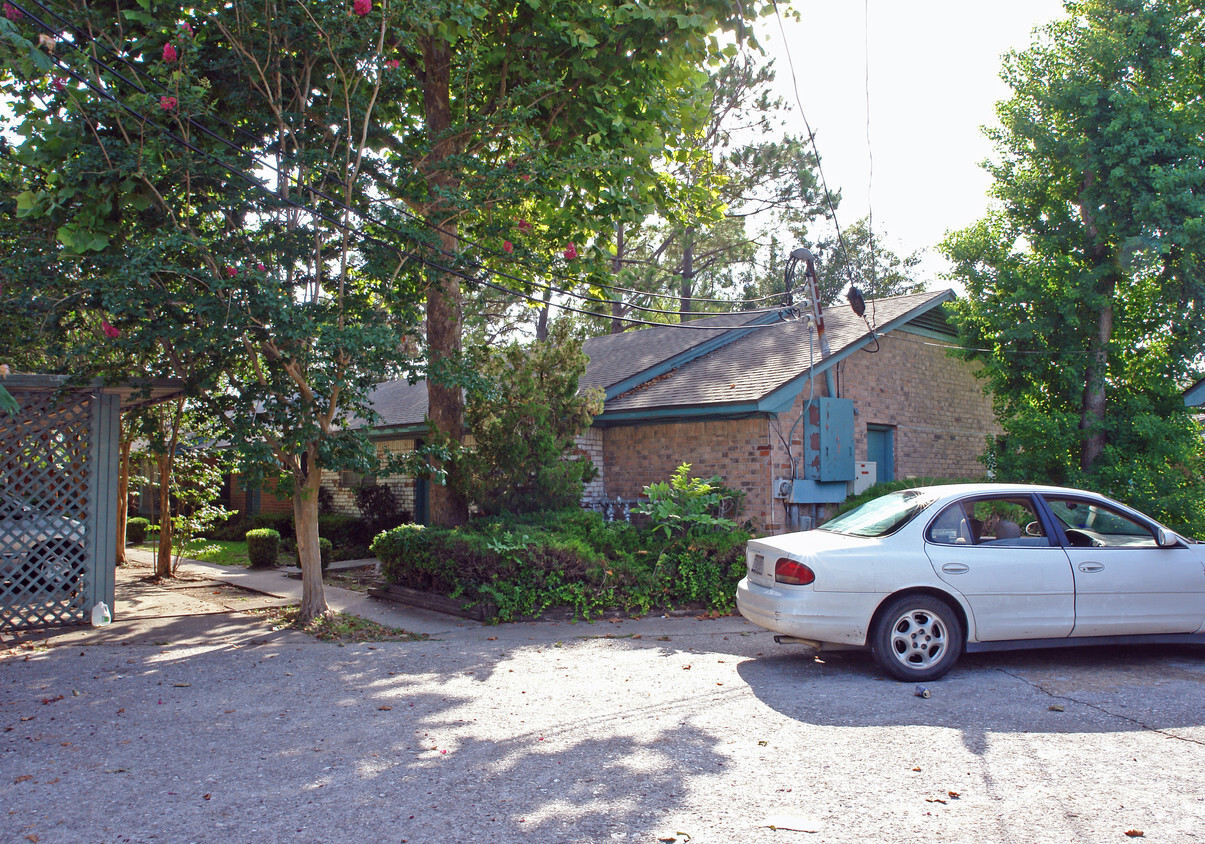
left=867, top=425, right=895, bottom=483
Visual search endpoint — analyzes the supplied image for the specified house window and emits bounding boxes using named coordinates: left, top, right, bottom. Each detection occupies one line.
left=867, top=425, right=895, bottom=482
left=339, top=471, right=375, bottom=488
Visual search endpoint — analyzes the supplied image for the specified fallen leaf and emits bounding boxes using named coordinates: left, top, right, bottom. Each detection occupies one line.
left=925, top=798, right=947, bottom=804
left=26, top=834, right=39, bottom=843
left=487, top=637, right=498, bottom=641
left=682, top=665, right=691, bottom=670
left=41, top=695, right=63, bottom=705
left=948, top=791, right=961, bottom=799
left=912, top=766, right=922, bottom=772
left=378, top=705, right=393, bottom=711
left=758, top=740, right=768, bottom=746
left=14, top=774, right=34, bottom=784
left=203, top=794, right=211, bottom=800
left=19, top=716, right=34, bottom=722
left=1049, top=704, right=1065, bottom=712
left=174, top=683, right=191, bottom=688
left=1125, top=832, right=1144, bottom=839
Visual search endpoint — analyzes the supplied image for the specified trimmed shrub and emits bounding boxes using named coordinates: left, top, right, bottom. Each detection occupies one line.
left=319, top=537, right=333, bottom=571
left=246, top=528, right=281, bottom=568
left=126, top=517, right=150, bottom=545
left=372, top=511, right=751, bottom=621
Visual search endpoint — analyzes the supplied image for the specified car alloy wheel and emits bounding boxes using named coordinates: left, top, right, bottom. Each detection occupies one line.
left=871, top=594, right=964, bottom=681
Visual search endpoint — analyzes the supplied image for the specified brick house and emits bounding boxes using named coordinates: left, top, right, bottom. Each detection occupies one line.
left=579, top=289, right=998, bottom=533
left=329, top=288, right=998, bottom=533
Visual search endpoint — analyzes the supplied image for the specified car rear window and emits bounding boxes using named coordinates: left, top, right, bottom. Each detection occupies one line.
left=820, top=490, right=937, bottom=538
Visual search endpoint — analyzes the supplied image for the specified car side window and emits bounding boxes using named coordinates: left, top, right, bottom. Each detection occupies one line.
left=927, top=496, right=1048, bottom=546
left=1042, top=497, right=1157, bottom=548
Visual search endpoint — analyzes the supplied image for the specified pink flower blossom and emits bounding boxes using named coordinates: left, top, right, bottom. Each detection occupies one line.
left=503, top=240, right=513, bottom=254
left=51, top=76, right=66, bottom=91
left=563, top=242, right=578, bottom=261
left=256, top=262, right=266, bottom=272
left=159, top=95, right=177, bottom=111
left=178, top=21, right=193, bottom=38
left=101, top=320, right=120, bottom=339
left=516, top=219, right=532, bottom=232
left=162, top=42, right=177, bottom=62
left=3, top=3, right=21, bottom=21
left=352, top=0, right=370, bottom=15
left=384, top=59, right=399, bottom=70
left=224, top=265, right=238, bottom=277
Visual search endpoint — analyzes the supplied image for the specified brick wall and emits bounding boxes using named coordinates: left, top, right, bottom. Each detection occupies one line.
left=320, top=436, right=420, bottom=520
left=602, top=417, right=777, bottom=529
left=838, top=329, right=998, bottom=479
left=576, top=427, right=606, bottom=501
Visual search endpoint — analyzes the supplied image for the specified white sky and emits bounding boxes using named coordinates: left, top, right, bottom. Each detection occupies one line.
left=759, top=0, right=1068, bottom=283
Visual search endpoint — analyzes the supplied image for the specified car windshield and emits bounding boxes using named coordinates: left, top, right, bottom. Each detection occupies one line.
left=820, top=490, right=937, bottom=538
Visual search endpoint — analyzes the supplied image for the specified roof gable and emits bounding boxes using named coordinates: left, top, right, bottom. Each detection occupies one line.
left=593, top=290, right=956, bottom=419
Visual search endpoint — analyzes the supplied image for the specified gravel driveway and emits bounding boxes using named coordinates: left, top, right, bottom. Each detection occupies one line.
left=2, top=577, right=1204, bottom=843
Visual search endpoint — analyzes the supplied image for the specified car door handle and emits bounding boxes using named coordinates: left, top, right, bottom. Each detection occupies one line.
left=941, top=563, right=969, bottom=574
left=1078, top=562, right=1104, bottom=573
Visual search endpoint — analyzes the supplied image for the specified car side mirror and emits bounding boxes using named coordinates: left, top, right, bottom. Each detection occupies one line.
left=1156, top=528, right=1179, bottom=548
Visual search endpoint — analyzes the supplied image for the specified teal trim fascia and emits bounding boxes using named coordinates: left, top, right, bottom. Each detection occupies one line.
left=603, top=310, right=785, bottom=400
left=594, top=401, right=768, bottom=427
left=894, top=323, right=959, bottom=343
left=369, top=424, right=429, bottom=439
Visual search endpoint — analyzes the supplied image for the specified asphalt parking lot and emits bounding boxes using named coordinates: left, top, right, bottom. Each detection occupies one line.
left=2, top=566, right=1203, bottom=843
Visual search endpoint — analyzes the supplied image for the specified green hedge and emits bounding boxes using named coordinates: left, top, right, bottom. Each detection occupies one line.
left=246, top=528, right=281, bottom=568
left=371, top=509, right=749, bottom=622
left=126, top=517, right=150, bottom=545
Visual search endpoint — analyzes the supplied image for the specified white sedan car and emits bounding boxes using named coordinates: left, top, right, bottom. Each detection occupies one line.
left=737, top=483, right=1205, bottom=680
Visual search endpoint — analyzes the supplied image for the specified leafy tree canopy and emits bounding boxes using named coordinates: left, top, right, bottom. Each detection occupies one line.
left=942, top=0, right=1205, bottom=531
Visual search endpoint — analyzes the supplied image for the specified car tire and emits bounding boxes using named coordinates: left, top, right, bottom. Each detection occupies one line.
left=871, top=594, right=964, bottom=681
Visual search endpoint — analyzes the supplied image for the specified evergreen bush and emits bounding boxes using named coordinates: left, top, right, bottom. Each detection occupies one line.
left=246, top=528, right=281, bottom=568
left=126, top=517, right=150, bottom=545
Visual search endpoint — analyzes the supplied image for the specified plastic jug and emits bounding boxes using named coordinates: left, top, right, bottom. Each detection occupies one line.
left=91, top=602, right=112, bottom=626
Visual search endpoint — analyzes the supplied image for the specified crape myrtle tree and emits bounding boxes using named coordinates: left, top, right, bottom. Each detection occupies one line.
left=942, top=0, right=1205, bottom=530
left=1, top=0, right=424, bottom=620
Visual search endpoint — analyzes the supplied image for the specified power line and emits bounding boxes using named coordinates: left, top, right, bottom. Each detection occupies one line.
left=771, top=0, right=862, bottom=296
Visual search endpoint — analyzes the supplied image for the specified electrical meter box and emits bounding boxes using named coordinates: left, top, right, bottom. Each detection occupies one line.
left=804, top=397, right=855, bottom=482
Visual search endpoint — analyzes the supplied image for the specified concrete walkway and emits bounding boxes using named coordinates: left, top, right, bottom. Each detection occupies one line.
left=122, top=546, right=480, bottom=637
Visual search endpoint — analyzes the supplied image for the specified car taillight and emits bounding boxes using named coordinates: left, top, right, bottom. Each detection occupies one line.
left=774, top=558, right=815, bottom=585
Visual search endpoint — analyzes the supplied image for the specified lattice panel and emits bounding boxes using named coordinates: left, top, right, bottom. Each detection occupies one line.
left=1, top=388, right=92, bottom=628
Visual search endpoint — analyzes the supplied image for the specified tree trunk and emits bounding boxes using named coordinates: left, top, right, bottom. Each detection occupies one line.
left=293, top=444, right=328, bottom=624
left=1080, top=293, right=1114, bottom=471
left=679, top=227, right=695, bottom=321
left=535, top=283, right=552, bottom=341
left=115, top=434, right=131, bottom=565
left=421, top=36, right=469, bottom=527
left=611, top=223, right=626, bottom=334
left=155, top=452, right=173, bottom=578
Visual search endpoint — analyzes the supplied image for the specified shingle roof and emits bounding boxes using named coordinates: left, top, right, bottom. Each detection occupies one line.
left=362, top=290, right=956, bottom=428
left=579, top=310, right=767, bottom=392
left=599, top=290, right=954, bottom=413
left=366, top=378, right=428, bottom=428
